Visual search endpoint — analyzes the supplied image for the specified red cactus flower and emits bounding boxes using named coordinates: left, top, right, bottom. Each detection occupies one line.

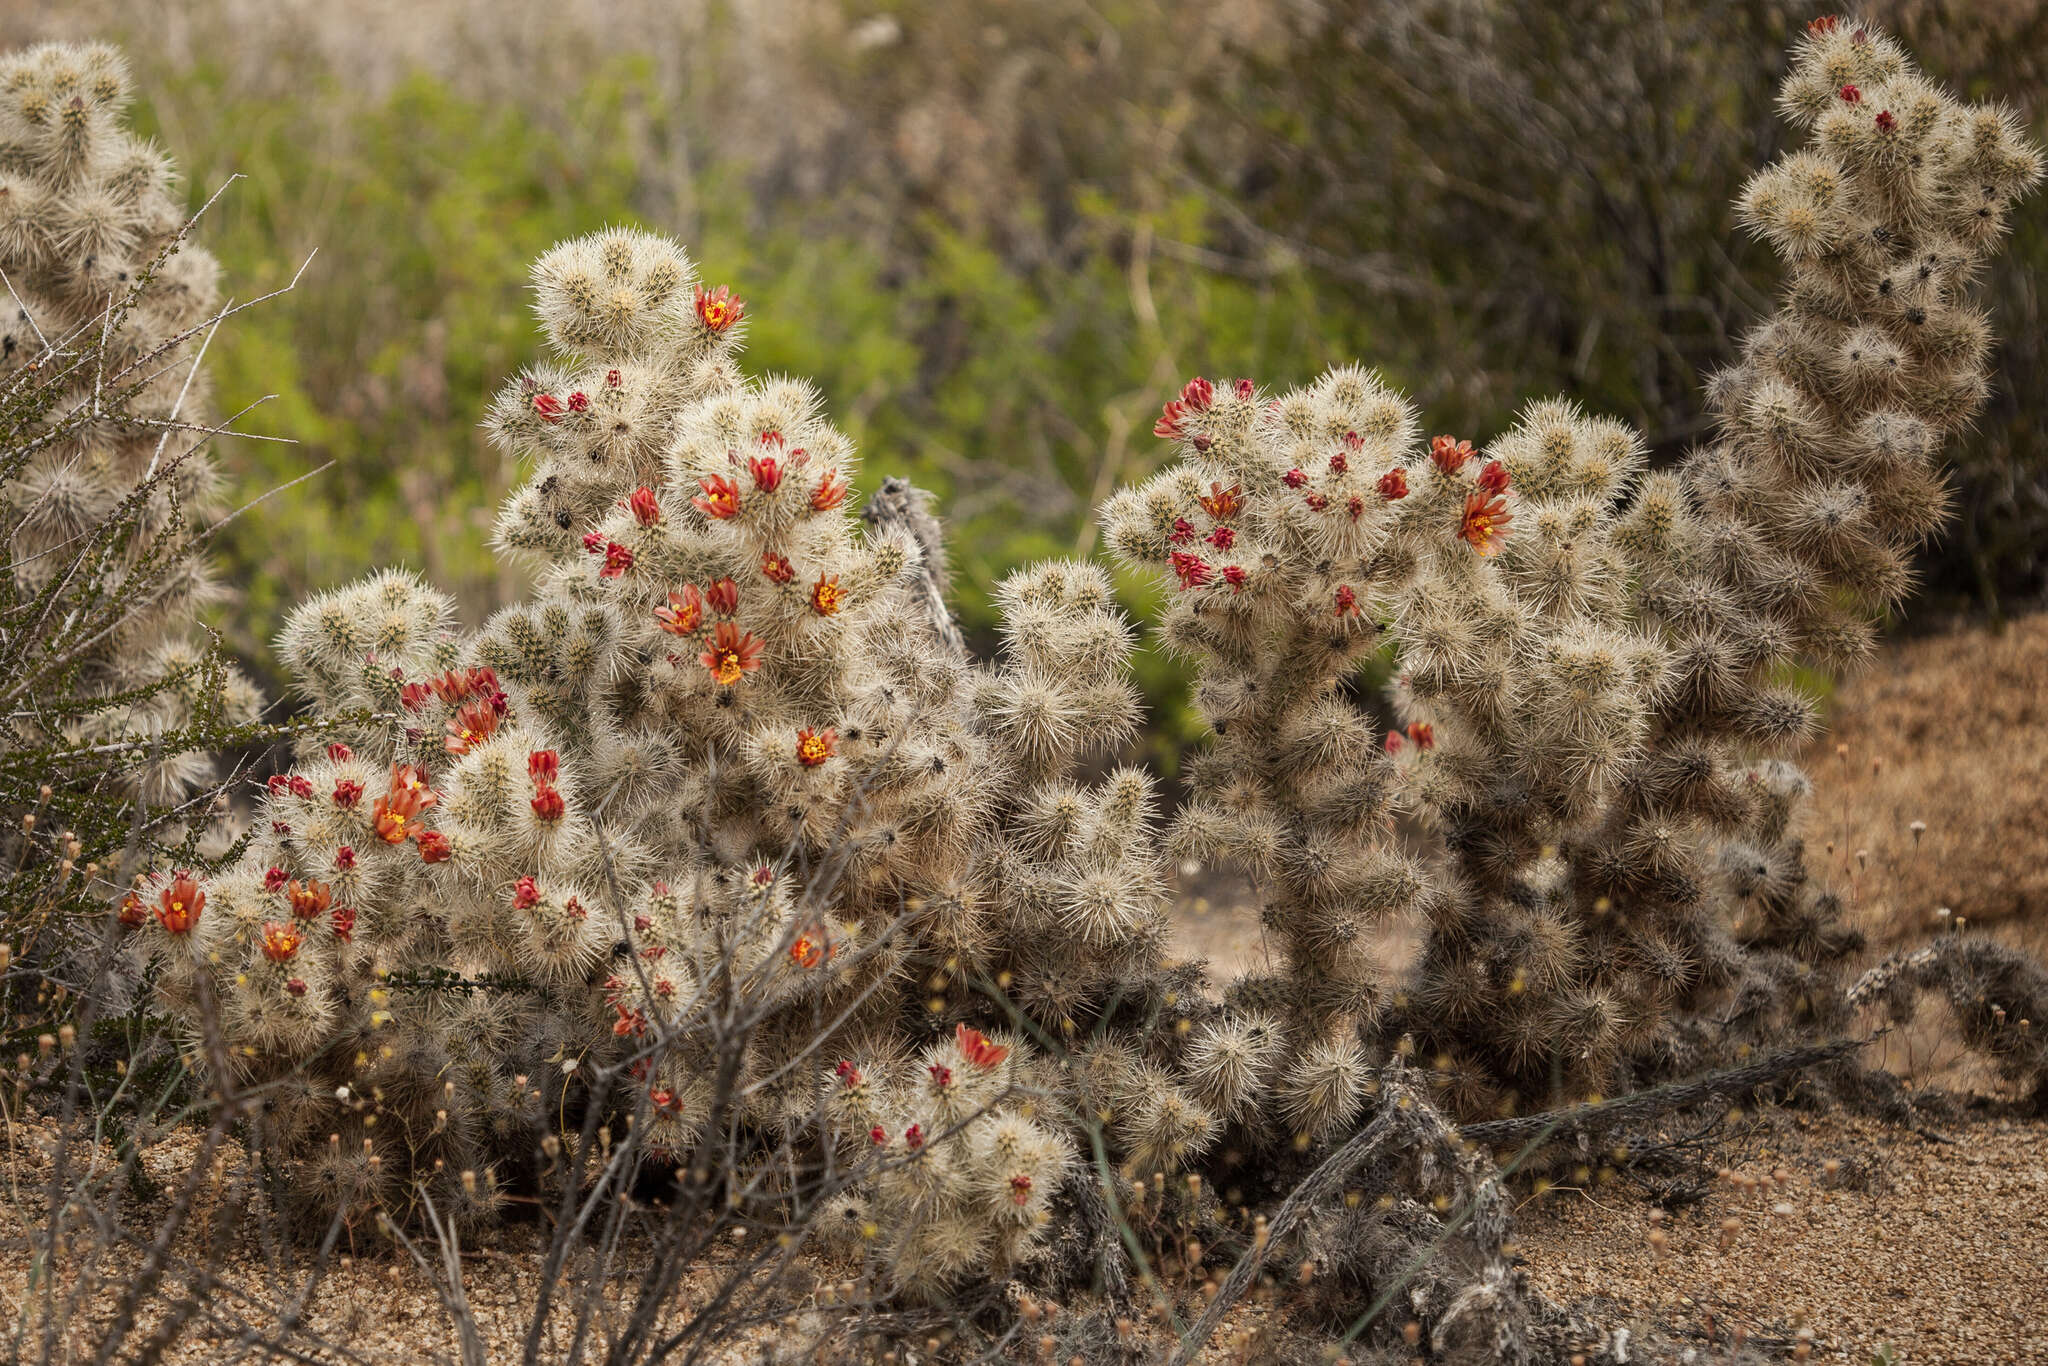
left=1198, top=482, right=1243, bottom=520
left=1305, top=492, right=1329, bottom=512
left=1838, top=83, right=1861, bottom=103
left=532, top=393, right=564, bottom=423
left=904, top=1124, right=925, bottom=1150
left=1406, top=721, right=1436, bottom=750
left=581, top=531, right=606, bottom=555
left=1181, top=376, right=1216, bottom=411
left=694, top=473, right=741, bottom=519
left=267, top=774, right=288, bottom=797
left=119, top=891, right=148, bottom=927
left=1385, top=730, right=1406, bottom=754
left=600, top=542, right=635, bottom=578
left=700, top=621, right=765, bottom=686
left=332, top=905, right=356, bottom=942
left=333, top=778, right=364, bottom=809
left=1475, top=460, right=1511, bottom=496
left=762, top=551, right=795, bottom=584
left=706, top=577, right=740, bottom=616
left=628, top=486, right=662, bottom=525
left=748, top=453, right=783, bottom=493
left=694, top=283, right=744, bottom=334
left=1346, top=494, right=1365, bottom=521
left=1169, top=518, right=1197, bottom=546
left=1221, top=564, right=1247, bottom=591
left=1169, top=550, right=1213, bottom=590
left=567, top=391, right=590, bottom=413
left=531, top=783, right=565, bottom=823
left=956, top=1023, right=1010, bottom=1068
left=284, top=977, right=308, bottom=997
left=566, top=895, right=587, bottom=921
left=749, top=865, right=774, bottom=890
left=1329, top=450, right=1349, bottom=475
left=264, top=866, right=289, bottom=892
left=1334, top=584, right=1358, bottom=617
left=286, top=879, right=332, bottom=921
left=796, top=727, right=837, bottom=767
left=870, top=1125, right=888, bottom=1146
left=155, top=873, right=204, bottom=935
left=528, top=750, right=559, bottom=785
left=259, top=920, right=303, bottom=963
left=1010, top=1174, right=1033, bottom=1205
left=1875, top=109, right=1897, bottom=134
left=1234, top=378, right=1255, bottom=399
left=811, top=469, right=849, bottom=511
left=1807, top=14, right=1839, bottom=34
left=444, top=698, right=500, bottom=756
left=416, top=830, right=453, bottom=864
left=605, top=368, right=621, bottom=387
left=290, top=775, right=315, bottom=800
left=400, top=681, right=434, bottom=712
left=656, top=584, right=704, bottom=635
left=1430, top=435, right=1474, bottom=476
left=1378, top=467, right=1409, bottom=501
left=1207, top=525, right=1236, bottom=550
left=335, top=846, right=356, bottom=871
left=810, top=573, right=845, bottom=617
left=513, top=875, right=541, bottom=910
left=1283, top=468, right=1308, bottom=489
left=326, top=742, right=353, bottom=762
left=928, top=1062, right=953, bottom=1087
left=1458, top=490, right=1514, bottom=557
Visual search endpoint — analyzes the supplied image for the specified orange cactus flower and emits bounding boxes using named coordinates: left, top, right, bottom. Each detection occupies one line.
left=789, top=926, right=829, bottom=969
left=694, top=283, right=745, bottom=334
left=1458, top=490, right=1514, bottom=557
left=371, top=767, right=436, bottom=844
left=761, top=551, right=795, bottom=584
left=416, top=830, right=453, bottom=864
left=795, top=727, right=837, bottom=767
left=705, top=577, right=740, bottom=616
left=119, top=891, right=148, bottom=927
left=810, top=469, right=849, bottom=512
left=693, top=473, right=742, bottom=520
left=259, top=920, right=303, bottom=964
left=155, top=873, right=204, bottom=935
left=1197, top=481, right=1242, bottom=520
left=809, top=573, right=845, bottom=617
left=286, top=879, right=332, bottom=921
left=1378, top=467, right=1409, bottom=501
left=699, top=620, right=765, bottom=686
left=955, top=1023, right=1010, bottom=1069
left=1475, top=459, right=1510, bottom=496
left=1429, top=434, right=1474, bottom=476
left=1406, top=721, right=1436, bottom=750
left=444, top=698, right=501, bottom=756
left=656, top=584, right=704, bottom=635
left=628, top=486, right=662, bottom=526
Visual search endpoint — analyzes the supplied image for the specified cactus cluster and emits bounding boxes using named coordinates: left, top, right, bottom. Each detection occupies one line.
left=1108, top=18, right=2043, bottom=1122
left=0, top=41, right=258, bottom=803
left=125, top=16, right=2045, bottom=1301
left=134, top=226, right=1210, bottom=1281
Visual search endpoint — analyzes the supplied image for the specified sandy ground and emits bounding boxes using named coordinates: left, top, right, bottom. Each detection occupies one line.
left=1517, top=1107, right=2048, bottom=1366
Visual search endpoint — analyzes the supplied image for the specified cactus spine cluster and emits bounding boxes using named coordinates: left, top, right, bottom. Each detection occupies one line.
left=1, top=41, right=257, bottom=801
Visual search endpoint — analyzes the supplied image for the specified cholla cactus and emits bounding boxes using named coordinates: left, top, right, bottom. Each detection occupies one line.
left=0, top=42, right=256, bottom=801
left=1110, top=17, right=2043, bottom=1122
left=141, top=228, right=1191, bottom=1273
